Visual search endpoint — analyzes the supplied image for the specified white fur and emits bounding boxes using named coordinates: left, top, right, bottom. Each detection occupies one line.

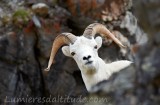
left=62, top=36, right=132, bottom=92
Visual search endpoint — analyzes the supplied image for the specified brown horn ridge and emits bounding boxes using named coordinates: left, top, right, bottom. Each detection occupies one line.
left=83, top=23, right=125, bottom=48
left=45, top=33, right=77, bottom=71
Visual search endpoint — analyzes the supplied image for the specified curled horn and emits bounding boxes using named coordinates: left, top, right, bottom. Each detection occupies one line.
left=83, top=23, right=125, bottom=48
left=45, top=33, right=77, bottom=71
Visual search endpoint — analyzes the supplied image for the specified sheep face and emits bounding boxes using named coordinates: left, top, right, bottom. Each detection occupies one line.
left=62, top=36, right=102, bottom=74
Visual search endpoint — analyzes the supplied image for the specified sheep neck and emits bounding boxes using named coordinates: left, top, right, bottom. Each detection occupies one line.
left=80, top=57, right=109, bottom=91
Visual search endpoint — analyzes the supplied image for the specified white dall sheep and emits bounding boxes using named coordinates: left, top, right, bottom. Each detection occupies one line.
left=45, top=23, right=132, bottom=92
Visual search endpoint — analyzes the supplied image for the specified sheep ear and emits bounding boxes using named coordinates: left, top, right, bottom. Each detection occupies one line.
left=62, top=46, right=72, bottom=57
left=95, top=36, right=102, bottom=49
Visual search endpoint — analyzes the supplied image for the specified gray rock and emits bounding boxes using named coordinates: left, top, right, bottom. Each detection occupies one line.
left=0, top=0, right=160, bottom=105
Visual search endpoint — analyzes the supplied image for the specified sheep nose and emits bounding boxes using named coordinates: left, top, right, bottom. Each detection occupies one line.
left=83, top=55, right=91, bottom=60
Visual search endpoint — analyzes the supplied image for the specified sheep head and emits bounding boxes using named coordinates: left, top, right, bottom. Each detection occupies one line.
left=62, top=36, right=102, bottom=74
left=45, top=23, right=125, bottom=73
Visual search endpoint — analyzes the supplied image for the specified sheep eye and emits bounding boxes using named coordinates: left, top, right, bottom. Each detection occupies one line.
left=71, top=52, right=75, bottom=56
left=94, top=45, right=98, bottom=49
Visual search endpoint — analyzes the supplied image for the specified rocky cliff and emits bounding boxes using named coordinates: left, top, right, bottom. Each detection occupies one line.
left=0, top=0, right=159, bottom=105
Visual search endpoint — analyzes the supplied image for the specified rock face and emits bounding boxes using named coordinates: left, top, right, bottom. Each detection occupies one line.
left=87, top=0, right=160, bottom=105
left=0, top=0, right=159, bottom=105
